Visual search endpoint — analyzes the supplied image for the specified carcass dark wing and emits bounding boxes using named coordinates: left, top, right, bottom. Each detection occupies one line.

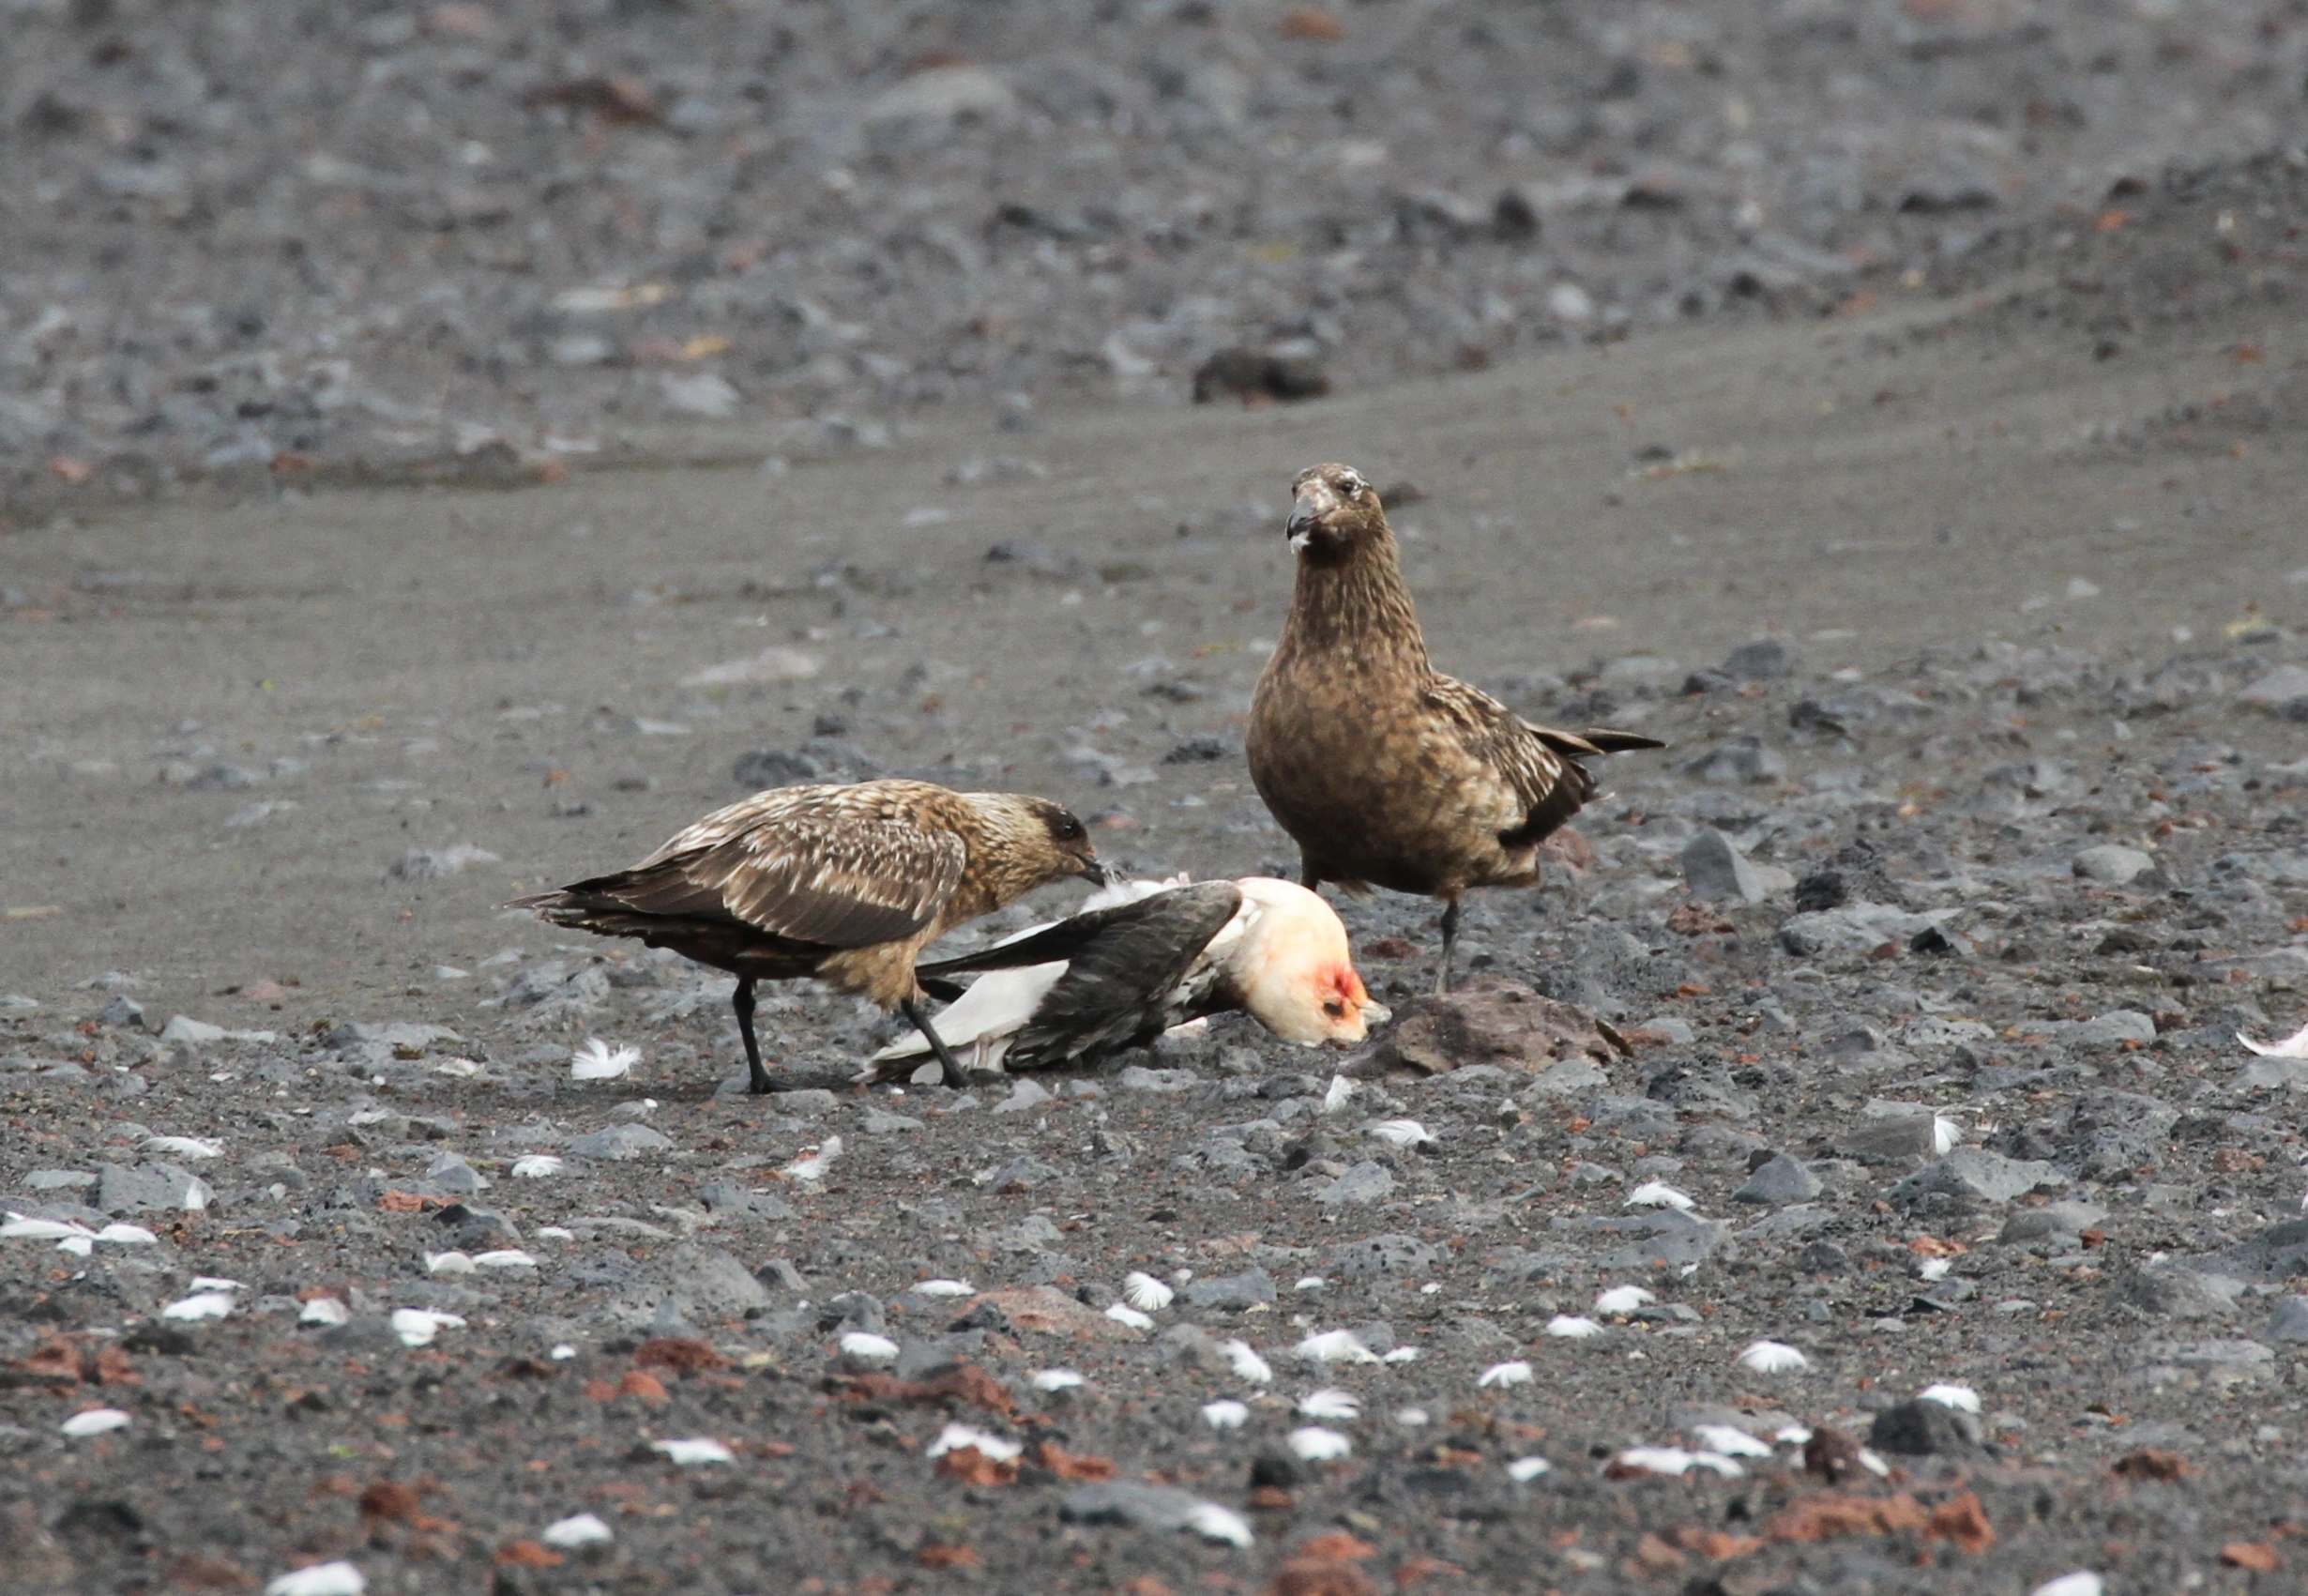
left=920, top=882, right=1244, bottom=1070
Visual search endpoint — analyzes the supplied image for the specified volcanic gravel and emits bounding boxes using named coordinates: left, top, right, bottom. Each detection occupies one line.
left=9, top=2, right=2308, bottom=1591
left=4, top=616, right=2307, bottom=1593
left=8, top=0, right=2308, bottom=515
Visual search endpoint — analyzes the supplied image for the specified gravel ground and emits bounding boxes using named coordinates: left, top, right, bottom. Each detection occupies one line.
left=7, top=0, right=2308, bottom=518
left=8, top=4, right=2308, bottom=1592
left=5, top=267, right=2308, bottom=1588
left=3, top=597, right=2307, bottom=1596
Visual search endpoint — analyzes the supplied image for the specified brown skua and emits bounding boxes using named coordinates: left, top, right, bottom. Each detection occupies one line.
left=1246, top=462, right=1665, bottom=992
left=515, top=779, right=1104, bottom=1091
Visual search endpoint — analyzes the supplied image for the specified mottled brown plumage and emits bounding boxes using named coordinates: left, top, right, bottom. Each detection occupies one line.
left=515, top=779, right=1104, bottom=1091
left=1245, top=463, right=1665, bottom=992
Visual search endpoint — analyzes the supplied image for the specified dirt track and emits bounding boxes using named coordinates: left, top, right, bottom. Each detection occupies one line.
left=4, top=75, right=2308, bottom=1596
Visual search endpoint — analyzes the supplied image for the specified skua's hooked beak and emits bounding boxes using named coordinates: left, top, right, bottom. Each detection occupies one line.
left=1284, top=497, right=1316, bottom=552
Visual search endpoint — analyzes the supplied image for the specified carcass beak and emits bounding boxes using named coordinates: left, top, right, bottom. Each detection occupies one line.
left=1080, top=858, right=1110, bottom=886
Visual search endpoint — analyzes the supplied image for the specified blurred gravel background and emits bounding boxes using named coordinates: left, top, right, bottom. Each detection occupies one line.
left=5, top=0, right=2308, bottom=514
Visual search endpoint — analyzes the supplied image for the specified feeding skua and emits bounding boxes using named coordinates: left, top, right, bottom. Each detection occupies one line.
left=519, top=779, right=1103, bottom=1092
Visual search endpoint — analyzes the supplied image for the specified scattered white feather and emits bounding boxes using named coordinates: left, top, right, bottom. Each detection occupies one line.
left=1614, top=1446, right=1697, bottom=1477
left=1382, top=1346, right=1420, bottom=1363
left=1545, top=1315, right=1604, bottom=1340
left=2239, top=1021, right=2308, bottom=1059
left=390, top=1309, right=464, bottom=1347
left=1184, top=1501, right=1254, bottom=1548
left=432, top=1058, right=485, bottom=1078
left=61, top=1407, right=130, bottom=1438
left=540, top=1512, right=614, bottom=1549
left=1506, top=1455, right=1552, bottom=1482
left=1320, top=1075, right=1356, bottom=1115
left=1220, top=1340, right=1273, bottom=1384
left=190, top=1276, right=243, bottom=1292
left=1297, top=1388, right=1360, bottom=1420
left=95, top=1224, right=156, bottom=1245
left=1032, top=1369, right=1085, bottom=1392
left=1690, top=1424, right=1772, bottom=1458
left=550, top=1344, right=577, bottom=1360
left=1594, top=1285, right=1655, bottom=1315
left=1295, top=1330, right=1378, bottom=1364
left=161, top=1291, right=235, bottom=1322
left=1691, top=1452, right=1747, bottom=1479
left=2029, top=1576, right=2103, bottom=1596
left=1201, top=1399, right=1250, bottom=1429
left=55, top=1235, right=92, bottom=1257
left=426, top=1251, right=477, bottom=1276
left=1369, top=1118, right=1433, bottom=1148
left=1932, top=1115, right=1960, bottom=1154
left=1917, top=1257, right=1952, bottom=1282
left=1287, top=1426, right=1353, bottom=1461
left=1105, top=1302, right=1155, bottom=1330
left=1122, top=1271, right=1175, bottom=1312
left=299, top=1298, right=349, bottom=1327
left=570, top=1037, right=638, bottom=1080
left=1394, top=1406, right=1429, bottom=1427
left=1858, top=1448, right=1890, bottom=1478
left=1, top=1214, right=94, bottom=1240
left=1625, top=1181, right=1696, bottom=1211
left=915, top=1279, right=976, bottom=1299
left=1736, top=1340, right=1810, bottom=1374
left=1478, top=1360, right=1534, bottom=1389
left=535, top=1226, right=575, bottom=1241
left=782, top=1136, right=843, bottom=1180
left=1293, top=1275, right=1327, bottom=1292
left=1919, top=1382, right=1981, bottom=1413
left=927, top=1423, right=1021, bottom=1462
left=839, top=1331, right=899, bottom=1362
left=143, top=1135, right=223, bottom=1160
left=650, top=1437, right=735, bottom=1467
left=474, top=1249, right=539, bottom=1269
left=511, top=1155, right=564, bottom=1178
left=1774, top=1424, right=1813, bottom=1446
left=265, top=1563, right=366, bottom=1596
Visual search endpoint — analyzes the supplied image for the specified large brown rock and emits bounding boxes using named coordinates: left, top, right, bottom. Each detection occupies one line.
left=1347, top=978, right=1620, bottom=1078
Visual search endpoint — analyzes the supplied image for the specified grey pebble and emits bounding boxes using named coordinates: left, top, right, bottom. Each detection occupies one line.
left=2265, top=1297, right=2308, bottom=1345
left=1313, top=1162, right=1396, bottom=1206
left=2073, top=844, right=2155, bottom=885
left=1869, top=1399, right=1982, bottom=1455
left=992, top=1079, right=1052, bottom=1115
left=1998, top=1202, right=2110, bottom=1243
left=566, top=1124, right=675, bottom=1161
left=1326, top=1235, right=1439, bottom=1280
left=95, top=1162, right=213, bottom=1214
left=1731, top=1154, right=1822, bottom=1207
left=1887, top=1148, right=2063, bottom=1207
left=1833, top=1117, right=1936, bottom=1167
left=1180, top=1267, right=1277, bottom=1310
left=1681, top=828, right=1792, bottom=904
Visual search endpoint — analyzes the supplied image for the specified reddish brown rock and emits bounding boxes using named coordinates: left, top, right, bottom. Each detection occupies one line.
left=1346, top=978, right=1617, bottom=1077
